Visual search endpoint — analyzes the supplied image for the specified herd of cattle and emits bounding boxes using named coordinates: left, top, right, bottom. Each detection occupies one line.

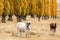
left=15, top=21, right=57, bottom=38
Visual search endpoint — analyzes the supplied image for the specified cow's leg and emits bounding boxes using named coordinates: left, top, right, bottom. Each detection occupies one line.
left=25, top=30, right=29, bottom=38
left=16, top=29, right=18, bottom=36
left=16, top=28, right=20, bottom=37
left=19, top=30, right=22, bottom=37
left=25, top=30, right=28, bottom=38
left=54, top=28, right=56, bottom=32
left=50, top=28, right=54, bottom=32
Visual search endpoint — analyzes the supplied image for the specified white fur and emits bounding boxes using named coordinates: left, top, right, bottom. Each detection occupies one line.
left=16, top=22, right=31, bottom=37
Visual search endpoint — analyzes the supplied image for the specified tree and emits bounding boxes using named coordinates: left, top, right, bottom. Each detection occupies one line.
left=42, top=0, right=50, bottom=19
left=50, top=0, right=57, bottom=19
left=36, top=0, right=42, bottom=21
left=0, top=0, right=4, bottom=16
left=8, top=0, right=14, bottom=21
left=14, top=0, right=22, bottom=22
left=1, top=0, right=11, bottom=23
left=31, top=0, right=37, bottom=18
left=21, top=0, right=28, bottom=20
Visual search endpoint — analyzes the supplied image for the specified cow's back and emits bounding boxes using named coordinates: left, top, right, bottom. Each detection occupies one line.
left=17, top=22, right=26, bottom=30
left=50, top=23, right=56, bottom=29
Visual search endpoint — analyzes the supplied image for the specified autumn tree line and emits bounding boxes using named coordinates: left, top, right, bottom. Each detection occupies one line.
left=0, top=0, right=57, bottom=23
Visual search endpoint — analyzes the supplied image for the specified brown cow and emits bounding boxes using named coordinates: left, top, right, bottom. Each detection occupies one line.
left=50, top=23, right=57, bottom=32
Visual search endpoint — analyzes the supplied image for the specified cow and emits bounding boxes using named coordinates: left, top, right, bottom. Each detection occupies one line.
left=50, top=23, right=57, bottom=32
left=16, top=21, right=31, bottom=38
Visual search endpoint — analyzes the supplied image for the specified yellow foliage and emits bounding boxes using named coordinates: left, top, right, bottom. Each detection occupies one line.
left=50, top=0, right=57, bottom=17
left=3, top=0, right=11, bottom=16
left=43, top=0, right=50, bottom=16
left=6, top=1, right=11, bottom=15
left=40, top=0, right=44, bottom=16
left=0, top=0, right=57, bottom=17
left=0, top=3, right=4, bottom=16
left=0, top=1, right=4, bottom=16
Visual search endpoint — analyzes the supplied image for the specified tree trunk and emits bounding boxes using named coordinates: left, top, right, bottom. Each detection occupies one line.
left=31, top=15, right=34, bottom=18
left=17, top=16, right=22, bottom=22
left=43, top=16, right=48, bottom=20
left=47, top=16, right=49, bottom=19
left=38, top=17, right=40, bottom=21
left=38, top=18, right=40, bottom=21
left=1, top=14, right=6, bottom=23
left=29, top=13, right=34, bottom=18
left=51, top=16, right=55, bottom=19
left=22, top=16, right=26, bottom=21
left=8, top=15, right=13, bottom=21
left=55, top=16, right=57, bottom=19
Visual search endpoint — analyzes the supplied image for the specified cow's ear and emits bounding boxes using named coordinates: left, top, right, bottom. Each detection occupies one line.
left=55, top=23, right=57, bottom=25
left=26, top=23, right=31, bottom=25
left=29, top=23, right=31, bottom=25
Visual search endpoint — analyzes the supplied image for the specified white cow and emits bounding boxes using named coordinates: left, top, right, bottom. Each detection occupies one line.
left=16, top=21, right=31, bottom=38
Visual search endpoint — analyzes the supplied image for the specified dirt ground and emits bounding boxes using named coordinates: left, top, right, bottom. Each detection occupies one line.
left=0, top=12, right=60, bottom=40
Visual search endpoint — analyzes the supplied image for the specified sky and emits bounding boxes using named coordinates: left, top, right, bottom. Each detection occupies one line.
left=57, top=0, right=60, bottom=3
left=57, top=0, right=60, bottom=10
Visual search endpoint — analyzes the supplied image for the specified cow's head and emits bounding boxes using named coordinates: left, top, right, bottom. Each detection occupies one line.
left=26, top=22, right=31, bottom=27
left=26, top=21, right=31, bottom=29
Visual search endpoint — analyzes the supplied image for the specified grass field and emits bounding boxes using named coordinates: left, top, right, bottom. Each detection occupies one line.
left=0, top=12, right=60, bottom=40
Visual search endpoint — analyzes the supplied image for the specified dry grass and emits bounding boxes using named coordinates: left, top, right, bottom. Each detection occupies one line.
left=0, top=13, right=60, bottom=40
